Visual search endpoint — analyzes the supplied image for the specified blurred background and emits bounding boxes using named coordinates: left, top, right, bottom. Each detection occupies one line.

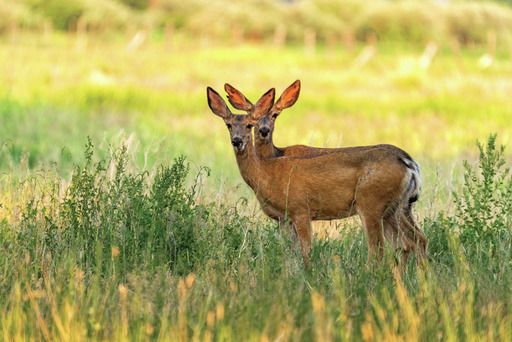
left=1, top=0, right=511, bottom=196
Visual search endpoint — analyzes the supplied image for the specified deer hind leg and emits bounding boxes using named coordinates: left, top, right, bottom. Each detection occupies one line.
left=402, top=205, right=427, bottom=267
left=291, top=215, right=312, bottom=269
left=358, top=209, right=385, bottom=266
left=382, top=212, right=412, bottom=274
left=383, top=206, right=427, bottom=270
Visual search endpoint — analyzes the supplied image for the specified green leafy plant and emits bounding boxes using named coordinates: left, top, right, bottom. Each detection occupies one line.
left=453, top=134, right=512, bottom=259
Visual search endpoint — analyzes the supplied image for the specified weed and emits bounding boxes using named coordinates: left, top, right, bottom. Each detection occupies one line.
left=453, top=134, right=512, bottom=264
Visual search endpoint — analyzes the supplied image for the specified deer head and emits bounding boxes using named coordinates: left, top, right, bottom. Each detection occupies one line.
left=207, top=86, right=275, bottom=154
left=225, top=80, right=300, bottom=145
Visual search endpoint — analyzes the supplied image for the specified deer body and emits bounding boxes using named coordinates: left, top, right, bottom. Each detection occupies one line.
left=238, top=143, right=418, bottom=221
left=208, top=86, right=426, bottom=269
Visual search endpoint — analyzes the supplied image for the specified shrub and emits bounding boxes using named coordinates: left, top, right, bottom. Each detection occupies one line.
left=453, top=134, right=512, bottom=263
left=12, top=137, right=214, bottom=276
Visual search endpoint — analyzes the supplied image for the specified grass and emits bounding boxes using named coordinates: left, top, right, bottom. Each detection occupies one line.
left=0, top=33, right=511, bottom=340
left=0, top=134, right=511, bottom=341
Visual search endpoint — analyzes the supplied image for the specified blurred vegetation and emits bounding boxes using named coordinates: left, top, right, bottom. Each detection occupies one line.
left=2, top=0, right=512, bottom=45
left=0, top=32, right=510, bottom=198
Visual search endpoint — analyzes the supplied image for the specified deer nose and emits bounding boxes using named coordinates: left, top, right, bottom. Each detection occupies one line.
left=259, top=127, right=270, bottom=137
left=231, top=138, right=243, bottom=147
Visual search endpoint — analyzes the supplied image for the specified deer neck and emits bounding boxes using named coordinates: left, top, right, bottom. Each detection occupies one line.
left=234, top=134, right=263, bottom=190
left=254, top=133, right=279, bottom=158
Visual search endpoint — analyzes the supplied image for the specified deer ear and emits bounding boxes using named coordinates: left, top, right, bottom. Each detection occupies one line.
left=225, top=83, right=254, bottom=112
left=207, top=87, right=231, bottom=119
left=251, top=88, right=275, bottom=120
left=274, top=79, right=301, bottom=113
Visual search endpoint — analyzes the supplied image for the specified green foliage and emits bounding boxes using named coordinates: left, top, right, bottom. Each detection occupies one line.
left=18, top=0, right=138, bottom=32
left=13, top=137, right=211, bottom=276
left=453, top=134, right=512, bottom=262
left=444, top=2, right=512, bottom=45
left=80, top=0, right=138, bottom=31
left=1, top=135, right=512, bottom=340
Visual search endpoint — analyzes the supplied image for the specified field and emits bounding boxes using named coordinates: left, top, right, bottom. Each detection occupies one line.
left=1, top=29, right=512, bottom=341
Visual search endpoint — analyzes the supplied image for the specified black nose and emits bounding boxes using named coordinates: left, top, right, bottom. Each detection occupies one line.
left=259, top=127, right=270, bottom=137
left=231, top=138, right=243, bottom=147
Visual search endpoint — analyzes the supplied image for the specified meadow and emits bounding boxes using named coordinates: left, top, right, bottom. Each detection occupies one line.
left=0, top=30, right=512, bottom=341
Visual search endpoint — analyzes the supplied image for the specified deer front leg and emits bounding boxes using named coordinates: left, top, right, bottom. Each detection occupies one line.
left=292, top=215, right=312, bottom=269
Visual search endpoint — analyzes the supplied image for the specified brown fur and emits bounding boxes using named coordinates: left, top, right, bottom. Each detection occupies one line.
left=209, top=86, right=426, bottom=270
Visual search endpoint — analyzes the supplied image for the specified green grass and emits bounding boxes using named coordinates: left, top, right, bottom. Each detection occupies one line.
left=0, top=33, right=512, bottom=340
left=0, top=134, right=511, bottom=341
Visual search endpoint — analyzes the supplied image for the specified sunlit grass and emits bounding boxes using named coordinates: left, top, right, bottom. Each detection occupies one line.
left=0, top=133, right=511, bottom=341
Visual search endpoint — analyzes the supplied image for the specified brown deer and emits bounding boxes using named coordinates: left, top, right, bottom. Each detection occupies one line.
left=225, top=81, right=426, bottom=270
left=207, top=86, right=426, bottom=270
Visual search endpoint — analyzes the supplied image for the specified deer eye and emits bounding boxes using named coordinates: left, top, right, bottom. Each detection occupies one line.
left=272, top=114, right=279, bottom=119
left=226, top=124, right=232, bottom=129
left=247, top=124, right=253, bottom=129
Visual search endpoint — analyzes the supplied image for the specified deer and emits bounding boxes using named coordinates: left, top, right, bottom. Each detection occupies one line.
left=225, top=81, right=426, bottom=270
left=207, top=86, right=427, bottom=271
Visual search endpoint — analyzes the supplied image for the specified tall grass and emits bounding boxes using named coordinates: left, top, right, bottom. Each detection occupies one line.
left=0, top=134, right=511, bottom=340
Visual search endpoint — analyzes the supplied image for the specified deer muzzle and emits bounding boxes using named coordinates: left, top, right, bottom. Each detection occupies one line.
left=259, top=127, right=270, bottom=138
left=231, top=137, right=243, bottom=148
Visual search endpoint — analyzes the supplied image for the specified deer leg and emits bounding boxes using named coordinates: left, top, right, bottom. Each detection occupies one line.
left=401, top=206, right=427, bottom=267
left=277, top=217, right=299, bottom=242
left=398, top=249, right=410, bottom=274
left=292, top=215, right=312, bottom=269
left=359, top=211, right=385, bottom=266
left=382, top=213, right=412, bottom=274
left=385, top=207, right=427, bottom=269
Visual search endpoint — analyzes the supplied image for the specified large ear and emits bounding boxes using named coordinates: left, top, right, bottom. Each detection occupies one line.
left=207, top=87, right=232, bottom=119
left=273, top=80, right=301, bottom=113
left=225, top=83, right=255, bottom=112
left=251, top=88, right=275, bottom=120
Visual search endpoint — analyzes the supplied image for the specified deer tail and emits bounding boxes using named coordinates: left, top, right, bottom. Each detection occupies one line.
left=401, top=157, right=421, bottom=205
